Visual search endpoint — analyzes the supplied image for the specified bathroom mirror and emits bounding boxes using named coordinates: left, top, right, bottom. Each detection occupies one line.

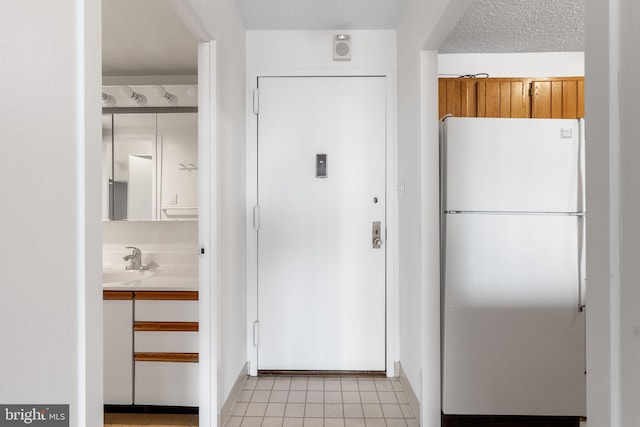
left=102, top=111, right=198, bottom=221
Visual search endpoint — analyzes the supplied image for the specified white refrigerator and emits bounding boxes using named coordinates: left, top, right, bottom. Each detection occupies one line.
left=441, top=117, right=586, bottom=416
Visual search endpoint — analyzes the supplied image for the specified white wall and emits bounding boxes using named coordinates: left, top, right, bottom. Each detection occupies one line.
left=247, top=30, right=396, bottom=70
left=585, top=0, right=640, bottom=426
left=214, top=14, right=248, bottom=422
left=395, top=1, right=472, bottom=425
left=0, top=1, right=102, bottom=425
left=438, top=52, right=585, bottom=77
left=245, top=29, right=398, bottom=375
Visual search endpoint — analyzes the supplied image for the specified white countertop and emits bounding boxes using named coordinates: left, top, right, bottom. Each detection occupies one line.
left=102, top=266, right=198, bottom=291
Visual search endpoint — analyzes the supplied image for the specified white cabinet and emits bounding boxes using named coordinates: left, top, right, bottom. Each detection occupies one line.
left=134, top=361, right=199, bottom=406
left=103, top=297, right=133, bottom=405
left=134, top=299, right=198, bottom=322
left=133, top=294, right=198, bottom=407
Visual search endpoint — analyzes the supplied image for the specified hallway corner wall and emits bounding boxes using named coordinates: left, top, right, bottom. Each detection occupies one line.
left=0, top=1, right=103, bottom=425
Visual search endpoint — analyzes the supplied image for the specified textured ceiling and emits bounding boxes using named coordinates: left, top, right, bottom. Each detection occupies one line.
left=440, top=0, right=584, bottom=53
left=102, top=0, right=197, bottom=76
left=234, top=0, right=408, bottom=30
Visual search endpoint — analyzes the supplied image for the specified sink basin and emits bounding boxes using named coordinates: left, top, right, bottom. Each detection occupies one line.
left=103, top=269, right=155, bottom=284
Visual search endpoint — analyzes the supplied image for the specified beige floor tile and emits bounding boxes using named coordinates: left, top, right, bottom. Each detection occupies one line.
left=246, top=402, right=268, bottom=417
left=303, top=418, right=323, bottom=427
left=344, top=419, right=366, bottom=427
left=274, top=379, right=292, bottom=391
left=378, top=392, right=397, bottom=404
left=373, top=380, right=393, bottom=392
left=356, top=380, right=375, bottom=392
left=342, top=392, right=360, bottom=404
left=360, top=392, right=379, bottom=404
left=324, top=404, right=343, bottom=418
left=266, top=403, right=287, bottom=417
left=324, top=391, right=342, bottom=404
left=307, top=391, right=323, bottom=403
left=241, top=417, right=264, bottom=427
left=288, top=391, right=306, bottom=403
left=270, top=391, right=289, bottom=403
left=381, top=404, right=403, bottom=419
left=307, top=379, right=324, bottom=391
left=232, top=402, right=249, bottom=417
left=284, top=403, right=305, bottom=418
left=343, top=404, right=364, bottom=419
left=362, top=404, right=383, bottom=419
left=340, top=380, right=359, bottom=392
left=283, top=418, right=304, bottom=427
left=385, top=419, right=406, bottom=427
left=324, top=419, right=345, bottom=427
left=304, top=404, right=324, bottom=418
left=290, top=379, right=308, bottom=391
left=226, top=416, right=243, bottom=427
left=394, top=392, right=408, bottom=405
left=324, top=380, right=341, bottom=391
left=252, top=390, right=272, bottom=403
left=257, top=379, right=276, bottom=391
left=262, top=417, right=284, bottom=427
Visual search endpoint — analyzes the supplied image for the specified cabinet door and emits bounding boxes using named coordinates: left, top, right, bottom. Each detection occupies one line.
left=531, top=79, right=585, bottom=119
left=476, top=79, right=530, bottom=118
left=103, top=300, right=133, bottom=404
left=438, top=78, right=477, bottom=119
left=135, top=361, right=199, bottom=406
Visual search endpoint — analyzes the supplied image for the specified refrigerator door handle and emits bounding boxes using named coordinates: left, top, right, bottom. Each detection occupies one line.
left=578, top=215, right=586, bottom=312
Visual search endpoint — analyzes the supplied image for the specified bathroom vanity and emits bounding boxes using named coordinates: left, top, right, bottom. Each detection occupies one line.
left=103, top=272, right=198, bottom=408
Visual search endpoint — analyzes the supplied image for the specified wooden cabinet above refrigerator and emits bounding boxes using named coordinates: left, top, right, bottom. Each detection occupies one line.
left=438, top=77, right=584, bottom=120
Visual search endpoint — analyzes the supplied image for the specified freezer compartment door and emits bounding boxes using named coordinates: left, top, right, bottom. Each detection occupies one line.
left=442, top=214, right=585, bottom=416
left=443, top=117, right=582, bottom=213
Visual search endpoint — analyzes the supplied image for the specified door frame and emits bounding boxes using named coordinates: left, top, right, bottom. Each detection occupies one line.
left=246, top=69, right=399, bottom=377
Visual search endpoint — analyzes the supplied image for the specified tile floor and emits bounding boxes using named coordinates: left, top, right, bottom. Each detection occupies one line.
left=103, top=376, right=416, bottom=427
left=226, top=376, right=418, bottom=427
left=104, top=412, right=198, bottom=426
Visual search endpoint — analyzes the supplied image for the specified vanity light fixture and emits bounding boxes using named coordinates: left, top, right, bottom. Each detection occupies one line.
left=119, top=85, right=146, bottom=105
left=153, top=85, right=176, bottom=104
left=102, top=92, right=116, bottom=106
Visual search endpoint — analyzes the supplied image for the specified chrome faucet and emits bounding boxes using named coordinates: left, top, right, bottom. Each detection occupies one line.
left=123, top=246, right=149, bottom=270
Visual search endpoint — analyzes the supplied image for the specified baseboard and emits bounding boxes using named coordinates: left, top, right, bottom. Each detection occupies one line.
left=104, top=405, right=198, bottom=414
left=219, top=362, right=249, bottom=426
left=398, top=362, right=421, bottom=425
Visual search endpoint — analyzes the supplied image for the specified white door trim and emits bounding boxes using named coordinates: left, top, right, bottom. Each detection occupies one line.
left=246, top=68, right=399, bottom=377
left=197, top=41, right=217, bottom=427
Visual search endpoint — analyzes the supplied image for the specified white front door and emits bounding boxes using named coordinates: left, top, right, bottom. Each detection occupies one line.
left=256, top=76, right=387, bottom=371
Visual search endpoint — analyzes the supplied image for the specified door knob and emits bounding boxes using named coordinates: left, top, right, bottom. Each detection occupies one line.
left=374, top=238, right=382, bottom=248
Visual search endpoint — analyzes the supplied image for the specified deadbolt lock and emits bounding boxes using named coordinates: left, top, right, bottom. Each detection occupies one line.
left=372, top=221, right=382, bottom=249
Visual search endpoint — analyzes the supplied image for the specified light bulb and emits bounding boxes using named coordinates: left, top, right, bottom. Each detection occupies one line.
left=153, top=85, right=175, bottom=104
left=119, top=85, right=145, bottom=104
left=102, top=92, right=116, bottom=106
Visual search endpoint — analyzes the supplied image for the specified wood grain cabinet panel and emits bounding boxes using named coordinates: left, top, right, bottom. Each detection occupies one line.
left=439, top=77, right=584, bottom=120
left=531, top=78, right=584, bottom=119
